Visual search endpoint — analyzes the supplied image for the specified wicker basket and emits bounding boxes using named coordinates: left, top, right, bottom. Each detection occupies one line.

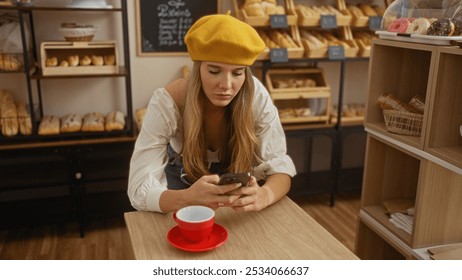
left=59, top=26, right=96, bottom=42
left=383, top=110, right=423, bottom=136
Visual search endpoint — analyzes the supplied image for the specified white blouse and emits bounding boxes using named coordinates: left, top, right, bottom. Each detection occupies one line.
left=128, top=76, right=296, bottom=212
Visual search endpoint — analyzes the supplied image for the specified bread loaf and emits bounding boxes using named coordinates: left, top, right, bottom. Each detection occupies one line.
left=82, top=112, right=105, bottom=132
left=16, top=102, right=32, bottom=135
left=1, top=101, right=19, bottom=136
left=38, top=115, right=60, bottom=135
left=60, top=113, right=82, bottom=133
left=0, top=54, right=20, bottom=71
left=105, top=111, right=125, bottom=131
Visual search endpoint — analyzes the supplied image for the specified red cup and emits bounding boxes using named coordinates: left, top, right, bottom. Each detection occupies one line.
left=173, top=206, right=215, bottom=243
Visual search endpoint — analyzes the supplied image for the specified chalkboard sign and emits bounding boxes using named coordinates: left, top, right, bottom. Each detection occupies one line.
left=136, top=0, right=219, bottom=56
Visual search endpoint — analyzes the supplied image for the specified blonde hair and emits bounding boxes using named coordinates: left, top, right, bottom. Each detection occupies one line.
left=181, top=62, right=259, bottom=182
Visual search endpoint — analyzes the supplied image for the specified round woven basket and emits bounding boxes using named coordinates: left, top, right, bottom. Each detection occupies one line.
left=383, top=110, right=423, bottom=136
left=59, top=26, right=97, bottom=42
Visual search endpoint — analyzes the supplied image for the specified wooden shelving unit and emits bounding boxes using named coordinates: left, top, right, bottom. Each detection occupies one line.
left=355, top=39, right=462, bottom=259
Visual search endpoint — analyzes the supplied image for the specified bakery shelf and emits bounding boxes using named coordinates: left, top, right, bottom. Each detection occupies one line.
left=425, top=47, right=462, bottom=170
left=290, top=0, right=352, bottom=27
left=266, top=67, right=331, bottom=98
left=257, top=26, right=305, bottom=60
left=364, top=39, right=436, bottom=150
left=40, top=41, right=119, bottom=76
left=233, top=0, right=298, bottom=27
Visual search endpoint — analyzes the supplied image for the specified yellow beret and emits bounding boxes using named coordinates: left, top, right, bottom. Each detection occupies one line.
left=185, top=12, right=265, bottom=66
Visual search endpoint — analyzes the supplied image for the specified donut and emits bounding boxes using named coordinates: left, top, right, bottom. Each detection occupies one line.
left=427, top=18, right=455, bottom=36
left=406, top=18, right=431, bottom=35
left=388, top=18, right=410, bottom=33
left=453, top=19, right=462, bottom=36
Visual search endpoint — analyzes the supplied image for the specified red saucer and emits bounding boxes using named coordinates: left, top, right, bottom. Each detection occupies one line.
left=167, top=223, right=228, bottom=252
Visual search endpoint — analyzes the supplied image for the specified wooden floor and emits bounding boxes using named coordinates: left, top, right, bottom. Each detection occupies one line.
left=0, top=192, right=361, bottom=260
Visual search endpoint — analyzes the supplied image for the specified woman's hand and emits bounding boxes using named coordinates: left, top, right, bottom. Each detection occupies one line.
left=226, top=173, right=291, bottom=212
left=184, top=174, right=242, bottom=210
left=226, top=176, right=270, bottom=212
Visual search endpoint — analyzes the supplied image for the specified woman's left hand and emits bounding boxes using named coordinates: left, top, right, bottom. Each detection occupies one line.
left=226, top=176, right=270, bottom=212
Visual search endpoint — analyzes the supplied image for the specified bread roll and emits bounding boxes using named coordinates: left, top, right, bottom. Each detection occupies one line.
left=16, top=102, right=32, bottom=135
left=91, top=55, right=104, bottom=66
left=60, top=113, right=82, bottom=133
left=80, top=55, right=91, bottom=66
left=82, top=112, right=105, bottom=132
left=68, top=55, right=79, bottom=66
left=60, top=60, right=69, bottom=67
left=45, top=56, right=58, bottom=67
left=1, top=102, right=19, bottom=136
left=38, top=115, right=60, bottom=135
left=103, top=55, right=116, bottom=65
left=105, top=111, right=125, bottom=131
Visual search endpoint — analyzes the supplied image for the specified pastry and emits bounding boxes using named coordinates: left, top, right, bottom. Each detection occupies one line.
left=406, top=18, right=431, bottom=35
left=91, top=55, right=104, bottom=66
left=68, top=55, right=79, bottom=66
left=105, top=110, right=125, bottom=131
left=38, top=115, right=60, bottom=135
left=60, top=60, right=69, bottom=67
left=82, top=112, right=105, bottom=132
left=388, top=18, right=411, bottom=33
left=427, top=18, right=455, bottom=36
left=79, top=55, right=91, bottom=66
left=103, top=55, right=115, bottom=65
left=60, top=113, right=82, bottom=133
left=45, top=56, right=58, bottom=67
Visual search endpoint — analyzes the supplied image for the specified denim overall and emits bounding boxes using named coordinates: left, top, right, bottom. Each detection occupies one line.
left=165, top=144, right=227, bottom=190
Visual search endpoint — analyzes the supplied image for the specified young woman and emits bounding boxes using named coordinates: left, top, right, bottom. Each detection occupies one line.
left=128, top=12, right=296, bottom=213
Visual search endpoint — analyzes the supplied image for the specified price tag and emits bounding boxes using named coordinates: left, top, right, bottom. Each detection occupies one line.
left=320, top=15, right=337, bottom=29
left=328, top=46, right=345, bottom=60
left=369, top=16, right=383, bottom=30
left=270, top=48, right=289, bottom=62
left=270, top=15, right=288, bottom=28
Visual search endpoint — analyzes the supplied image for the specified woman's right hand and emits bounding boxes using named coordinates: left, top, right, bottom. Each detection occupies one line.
left=185, top=174, right=242, bottom=210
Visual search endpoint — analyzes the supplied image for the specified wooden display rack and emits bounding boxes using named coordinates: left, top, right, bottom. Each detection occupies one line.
left=257, top=25, right=305, bottom=60
left=290, top=0, right=352, bottom=27
left=356, top=39, right=462, bottom=260
left=266, top=68, right=331, bottom=124
left=40, top=41, right=118, bottom=76
left=233, top=0, right=298, bottom=27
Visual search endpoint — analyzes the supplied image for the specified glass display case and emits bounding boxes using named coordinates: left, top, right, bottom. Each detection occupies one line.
left=376, top=0, right=462, bottom=44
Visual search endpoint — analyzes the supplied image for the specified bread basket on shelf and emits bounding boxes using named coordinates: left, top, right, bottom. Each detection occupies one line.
left=383, top=109, right=423, bottom=136
left=59, top=23, right=96, bottom=42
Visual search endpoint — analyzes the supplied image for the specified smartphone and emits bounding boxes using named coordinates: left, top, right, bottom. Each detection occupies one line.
left=218, top=172, right=251, bottom=186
